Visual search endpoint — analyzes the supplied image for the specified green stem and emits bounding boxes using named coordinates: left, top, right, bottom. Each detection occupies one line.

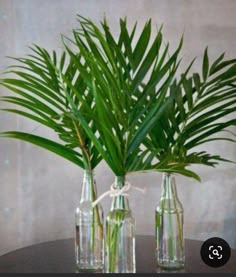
left=82, top=169, right=103, bottom=256
left=110, top=216, right=121, bottom=272
left=106, top=176, right=128, bottom=272
left=167, top=195, right=175, bottom=260
left=172, top=187, right=184, bottom=253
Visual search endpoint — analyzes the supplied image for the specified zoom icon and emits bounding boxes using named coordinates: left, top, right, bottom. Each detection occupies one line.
left=209, top=245, right=223, bottom=260
left=200, top=237, right=231, bottom=267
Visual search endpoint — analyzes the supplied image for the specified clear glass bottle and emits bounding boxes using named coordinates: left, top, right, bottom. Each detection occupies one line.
left=75, top=170, right=104, bottom=272
left=155, top=173, right=184, bottom=270
left=105, top=176, right=136, bottom=273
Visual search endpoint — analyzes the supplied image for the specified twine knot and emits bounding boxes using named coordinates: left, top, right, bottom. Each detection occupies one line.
left=92, top=181, right=146, bottom=208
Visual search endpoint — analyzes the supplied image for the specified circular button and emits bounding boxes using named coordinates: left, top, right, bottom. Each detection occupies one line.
left=200, top=237, right=231, bottom=268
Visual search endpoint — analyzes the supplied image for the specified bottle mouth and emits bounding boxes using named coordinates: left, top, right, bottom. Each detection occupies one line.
left=114, top=176, right=126, bottom=188
left=84, top=169, right=94, bottom=175
left=163, top=172, right=172, bottom=177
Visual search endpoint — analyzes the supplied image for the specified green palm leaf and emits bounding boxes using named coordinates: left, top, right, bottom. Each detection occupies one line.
left=0, top=46, right=102, bottom=170
left=146, top=50, right=236, bottom=180
left=0, top=131, right=84, bottom=167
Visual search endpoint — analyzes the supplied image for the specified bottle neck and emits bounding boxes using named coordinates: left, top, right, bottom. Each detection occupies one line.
left=111, top=176, right=130, bottom=210
left=80, top=169, right=97, bottom=202
left=161, top=173, right=179, bottom=200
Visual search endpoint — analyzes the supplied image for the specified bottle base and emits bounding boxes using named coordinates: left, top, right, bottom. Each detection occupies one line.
left=105, top=269, right=136, bottom=273
left=75, top=264, right=103, bottom=273
left=157, top=260, right=185, bottom=270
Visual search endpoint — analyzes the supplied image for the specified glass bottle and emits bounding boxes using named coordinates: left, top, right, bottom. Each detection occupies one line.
left=105, top=176, right=136, bottom=273
left=75, top=170, right=104, bottom=272
left=155, top=173, right=184, bottom=270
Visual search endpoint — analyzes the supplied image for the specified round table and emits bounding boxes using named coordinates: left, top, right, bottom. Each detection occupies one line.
left=0, top=236, right=235, bottom=273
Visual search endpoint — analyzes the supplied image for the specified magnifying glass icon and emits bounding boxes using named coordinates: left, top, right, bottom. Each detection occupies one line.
left=213, top=249, right=219, bottom=256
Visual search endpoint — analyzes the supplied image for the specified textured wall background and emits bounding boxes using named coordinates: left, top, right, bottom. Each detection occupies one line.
left=0, top=0, right=236, bottom=255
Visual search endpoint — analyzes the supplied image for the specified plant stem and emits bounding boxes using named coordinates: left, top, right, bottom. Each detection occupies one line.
left=106, top=176, right=132, bottom=272
left=167, top=194, right=175, bottom=260
left=73, top=120, right=92, bottom=171
left=172, top=185, right=184, bottom=253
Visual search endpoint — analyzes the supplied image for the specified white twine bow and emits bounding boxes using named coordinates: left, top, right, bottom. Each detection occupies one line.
left=92, top=181, right=146, bottom=208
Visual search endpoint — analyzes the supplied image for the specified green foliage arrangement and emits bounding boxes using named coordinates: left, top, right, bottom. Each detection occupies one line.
left=1, top=16, right=234, bottom=181
left=1, top=15, right=236, bottom=273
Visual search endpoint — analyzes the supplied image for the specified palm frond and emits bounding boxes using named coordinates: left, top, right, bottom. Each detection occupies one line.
left=0, top=46, right=101, bottom=170
left=62, top=16, right=183, bottom=176
left=146, top=49, right=236, bottom=180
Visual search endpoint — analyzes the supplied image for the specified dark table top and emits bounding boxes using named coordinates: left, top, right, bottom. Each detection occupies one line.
left=0, top=235, right=235, bottom=273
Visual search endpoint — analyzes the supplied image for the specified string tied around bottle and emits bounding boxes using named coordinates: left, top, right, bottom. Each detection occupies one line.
left=92, top=181, right=146, bottom=208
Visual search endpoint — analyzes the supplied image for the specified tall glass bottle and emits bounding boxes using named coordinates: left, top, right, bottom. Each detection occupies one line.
left=155, top=173, right=184, bottom=270
left=105, top=176, right=136, bottom=273
left=75, top=170, right=104, bottom=272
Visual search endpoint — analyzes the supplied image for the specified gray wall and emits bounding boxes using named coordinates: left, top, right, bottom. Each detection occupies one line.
left=0, top=0, right=236, bottom=255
